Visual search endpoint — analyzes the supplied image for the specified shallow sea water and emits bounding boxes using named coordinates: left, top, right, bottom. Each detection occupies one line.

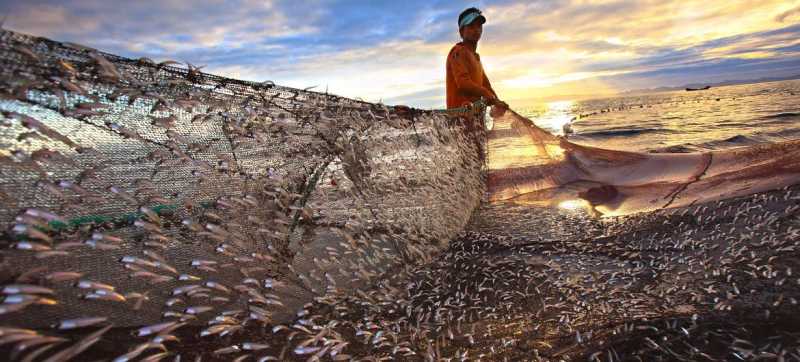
left=520, top=79, right=800, bottom=153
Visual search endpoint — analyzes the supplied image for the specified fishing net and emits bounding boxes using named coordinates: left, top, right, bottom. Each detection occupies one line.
left=2, top=27, right=800, bottom=361
left=0, top=28, right=484, bottom=356
left=487, top=110, right=800, bottom=216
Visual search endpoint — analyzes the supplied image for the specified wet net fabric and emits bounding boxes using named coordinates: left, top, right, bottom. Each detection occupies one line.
left=0, top=28, right=483, bottom=331
left=487, top=110, right=800, bottom=216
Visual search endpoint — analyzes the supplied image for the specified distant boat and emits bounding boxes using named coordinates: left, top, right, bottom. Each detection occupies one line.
left=686, top=86, right=711, bottom=91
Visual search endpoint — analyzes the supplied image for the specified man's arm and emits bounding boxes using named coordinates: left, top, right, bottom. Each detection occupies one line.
left=482, top=71, right=508, bottom=116
left=482, top=72, right=498, bottom=99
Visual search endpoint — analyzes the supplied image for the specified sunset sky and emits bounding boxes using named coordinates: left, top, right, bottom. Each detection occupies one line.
left=4, top=0, right=800, bottom=108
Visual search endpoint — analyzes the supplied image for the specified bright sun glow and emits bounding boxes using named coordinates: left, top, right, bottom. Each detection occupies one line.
left=539, top=100, right=575, bottom=135
left=558, top=199, right=589, bottom=210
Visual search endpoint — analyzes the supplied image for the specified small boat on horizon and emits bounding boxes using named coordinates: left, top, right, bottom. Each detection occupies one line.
left=686, top=85, right=711, bottom=91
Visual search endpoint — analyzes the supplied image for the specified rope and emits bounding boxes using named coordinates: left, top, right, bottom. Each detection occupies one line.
left=434, top=97, right=488, bottom=114
left=433, top=98, right=488, bottom=116
left=389, top=98, right=488, bottom=117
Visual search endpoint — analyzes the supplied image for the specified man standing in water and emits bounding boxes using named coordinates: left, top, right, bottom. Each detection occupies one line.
left=446, top=7, right=508, bottom=117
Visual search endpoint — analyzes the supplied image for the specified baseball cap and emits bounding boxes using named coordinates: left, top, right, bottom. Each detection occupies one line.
left=458, top=8, right=486, bottom=28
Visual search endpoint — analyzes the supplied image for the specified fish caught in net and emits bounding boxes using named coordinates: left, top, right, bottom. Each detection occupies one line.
left=1, top=28, right=800, bottom=361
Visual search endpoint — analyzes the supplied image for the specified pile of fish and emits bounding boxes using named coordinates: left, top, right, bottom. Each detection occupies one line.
left=1, top=28, right=799, bottom=361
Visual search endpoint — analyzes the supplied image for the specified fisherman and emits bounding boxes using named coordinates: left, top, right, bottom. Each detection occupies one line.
left=446, top=7, right=508, bottom=158
left=447, top=7, right=508, bottom=116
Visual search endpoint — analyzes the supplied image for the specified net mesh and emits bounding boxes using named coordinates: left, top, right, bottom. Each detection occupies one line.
left=2, top=28, right=800, bottom=362
left=0, top=28, right=482, bottom=331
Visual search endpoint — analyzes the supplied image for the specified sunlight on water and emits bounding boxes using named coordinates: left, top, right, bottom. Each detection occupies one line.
left=520, top=81, right=800, bottom=152
left=557, top=199, right=589, bottom=210
left=539, top=100, right=575, bottom=136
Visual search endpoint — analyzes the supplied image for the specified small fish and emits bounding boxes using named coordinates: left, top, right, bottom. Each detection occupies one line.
left=191, top=260, right=217, bottom=267
left=44, top=272, right=83, bottom=282
left=151, top=334, right=179, bottom=344
left=56, top=59, right=77, bottom=74
left=151, top=115, right=177, bottom=129
left=200, top=324, right=235, bottom=337
left=14, top=45, right=39, bottom=62
left=171, top=285, right=201, bottom=296
left=12, top=224, right=53, bottom=243
left=42, top=324, right=112, bottom=362
left=294, top=346, right=321, bottom=355
left=20, top=343, right=58, bottom=362
left=112, top=342, right=162, bottom=362
left=75, top=280, right=115, bottom=291
left=2, top=285, right=54, bottom=295
left=125, top=292, right=150, bottom=310
left=135, top=321, right=184, bottom=337
left=9, top=336, right=67, bottom=360
left=23, top=208, right=65, bottom=223
left=84, top=289, right=126, bottom=302
left=90, top=52, right=122, bottom=81
left=57, top=77, right=87, bottom=94
left=2, top=295, right=56, bottom=305
left=241, top=342, right=270, bottom=351
left=35, top=251, right=71, bottom=259
left=83, top=240, right=120, bottom=250
left=105, top=121, right=143, bottom=140
left=184, top=306, right=213, bottom=315
left=213, top=345, right=240, bottom=355
left=13, top=241, right=52, bottom=251
left=204, top=281, right=230, bottom=294
left=55, top=317, right=108, bottom=330
left=9, top=112, right=78, bottom=148
left=0, top=302, right=32, bottom=315
left=120, top=255, right=157, bottom=268
left=178, top=274, right=202, bottom=281
left=140, top=351, right=173, bottom=362
left=0, top=333, right=41, bottom=347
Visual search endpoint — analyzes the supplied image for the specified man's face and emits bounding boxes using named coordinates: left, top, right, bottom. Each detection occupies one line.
left=460, top=21, right=483, bottom=43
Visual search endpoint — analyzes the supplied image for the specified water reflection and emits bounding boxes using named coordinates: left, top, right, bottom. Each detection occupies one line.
left=535, top=100, right=575, bottom=136
left=486, top=107, right=800, bottom=218
left=557, top=199, right=589, bottom=210
left=522, top=80, right=800, bottom=152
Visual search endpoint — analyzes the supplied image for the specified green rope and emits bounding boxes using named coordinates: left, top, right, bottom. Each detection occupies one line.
left=40, top=201, right=214, bottom=233
left=390, top=98, right=487, bottom=116
left=432, top=98, right=488, bottom=116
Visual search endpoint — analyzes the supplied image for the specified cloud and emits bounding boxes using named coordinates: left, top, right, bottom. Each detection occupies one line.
left=776, top=5, right=800, bottom=22
left=3, top=0, right=319, bottom=57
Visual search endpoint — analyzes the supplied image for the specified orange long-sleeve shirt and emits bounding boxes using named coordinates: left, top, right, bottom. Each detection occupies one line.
left=446, top=42, right=497, bottom=109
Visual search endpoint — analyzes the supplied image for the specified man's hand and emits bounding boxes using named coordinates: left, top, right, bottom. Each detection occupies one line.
left=489, top=98, right=508, bottom=118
